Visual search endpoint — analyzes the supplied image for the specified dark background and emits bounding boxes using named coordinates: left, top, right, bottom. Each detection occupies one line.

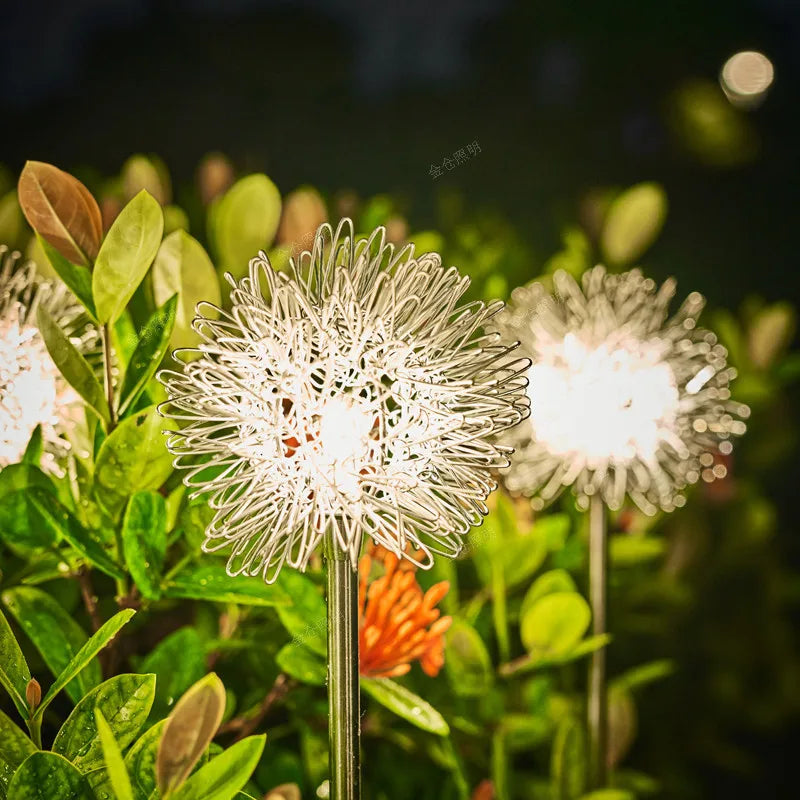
left=2, top=1, right=798, bottom=797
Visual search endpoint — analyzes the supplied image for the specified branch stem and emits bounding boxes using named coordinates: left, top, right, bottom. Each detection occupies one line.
left=326, top=536, right=361, bottom=800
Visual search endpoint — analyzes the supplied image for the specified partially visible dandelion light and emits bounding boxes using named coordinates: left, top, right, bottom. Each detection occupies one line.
left=721, top=50, right=774, bottom=108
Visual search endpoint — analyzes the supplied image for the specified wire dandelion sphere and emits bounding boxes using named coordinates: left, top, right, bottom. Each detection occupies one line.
left=494, top=265, right=749, bottom=514
left=0, top=246, right=93, bottom=471
left=158, top=220, right=530, bottom=583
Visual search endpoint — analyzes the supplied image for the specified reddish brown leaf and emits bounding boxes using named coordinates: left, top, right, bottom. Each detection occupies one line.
left=17, top=161, right=103, bottom=265
left=471, top=779, right=494, bottom=800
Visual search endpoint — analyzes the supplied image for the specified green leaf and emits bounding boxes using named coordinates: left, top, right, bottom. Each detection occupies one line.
left=551, top=717, right=587, bottom=800
left=163, top=562, right=291, bottom=608
left=520, top=570, right=578, bottom=624
left=36, top=305, right=109, bottom=424
left=95, top=709, right=134, bottom=800
left=600, top=182, right=668, bottom=266
left=275, top=643, right=326, bottom=687
left=37, top=236, right=97, bottom=319
left=24, top=488, right=125, bottom=579
left=52, top=673, right=155, bottom=771
left=212, top=174, right=281, bottom=280
left=21, top=426, right=43, bottom=467
left=125, top=720, right=166, bottom=800
left=36, top=609, right=136, bottom=719
left=0, top=709, right=36, bottom=792
left=118, top=296, right=178, bottom=418
left=122, top=491, right=168, bottom=600
left=444, top=619, right=493, bottom=697
left=500, top=634, right=611, bottom=677
left=0, top=609, right=31, bottom=719
left=521, top=592, right=591, bottom=657
left=152, top=230, right=221, bottom=349
left=93, top=190, right=164, bottom=324
left=170, top=735, right=265, bottom=800
left=362, top=678, right=449, bottom=736
left=2, top=587, right=101, bottom=704
left=274, top=571, right=326, bottom=655
left=612, top=659, right=674, bottom=693
left=157, top=674, right=226, bottom=796
left=94, top=405, right=176, bottom=519
left=6, top=752, right=92, bottom=800
left=0, top=464, right=55, bottom=501
left=0, top=491, right=58, bottom=550
left=610, top=535, right=666, bottom=566
left=140, top=628, right=206, bottom=719
left=578, top=791, right=634, bottom=800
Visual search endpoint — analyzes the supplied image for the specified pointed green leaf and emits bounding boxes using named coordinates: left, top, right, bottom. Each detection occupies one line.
left=36, top=610, right=136, bottom=719
left=94, top=405, right=176, bottom=519
left=163, top=562, right=291, bottom=608
left=52, top=674, right=155, bottom=771
left=118, top=295, right=178, bottom=418
left=275, top=643, right=326, bottom=687
left=362, top=678, right=449, bottom=736
left=0, top=609, right=31, bottom=719
left=37, top=236, right=97, bottom=319
left=274, top=571, right=326, bottom=655
left=2, top=587, right=100, bottom=704
left=551, top=717, right=587, bottom=800
left=157, top=673, right=226, bottom=795
left=444, top=619, right=493, bottom=697
left=21, top=426, right=43, bottom=467
left=125, top=720, right=166, bottom=800
left=169, top=735, right=266, bottom=800
left=122, top=491, right=168, bottom=600
left=93, top=190, right=164, bottom=324
left=95, top=709, right=135, bottom=800
left=6, top=752, right=92, bottom=800
left=0, top=709, right=36, bottom=791
left=36, top=305, right=109, bottom=424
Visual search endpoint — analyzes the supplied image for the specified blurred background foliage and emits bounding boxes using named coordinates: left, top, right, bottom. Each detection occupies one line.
left=1, top=1, right=799, bottom=798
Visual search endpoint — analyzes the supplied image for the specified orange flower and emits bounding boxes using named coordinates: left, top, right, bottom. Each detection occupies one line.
left=358, top=545, right=452, bottom=679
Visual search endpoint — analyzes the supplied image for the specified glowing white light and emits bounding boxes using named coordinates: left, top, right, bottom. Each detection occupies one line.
left=721, top=51, right=774, bottom=108
left=0, top=248, right=91, bottom=471
left=159, top=220, right=529, bottom=582
left=493, top=266, right=748, bottom=513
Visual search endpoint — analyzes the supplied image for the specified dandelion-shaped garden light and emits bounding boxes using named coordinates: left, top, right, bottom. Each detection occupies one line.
left=494, top=265, right=748, bottom=787
left=0, top=246, right=93, bottom=471
left=159, top=220, right=529, bottom=799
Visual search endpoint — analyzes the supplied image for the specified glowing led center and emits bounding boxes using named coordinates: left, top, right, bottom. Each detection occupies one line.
left=314, top=396, right=374, bottom=496
left=0, top=314, right=61, bottom=466
left=528, top=332, right=679, bottom=464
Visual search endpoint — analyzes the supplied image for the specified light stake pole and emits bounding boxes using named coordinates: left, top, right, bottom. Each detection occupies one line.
left=326, top=537, right=361, bottom=800
left=587, top=494, right=608, bottom=789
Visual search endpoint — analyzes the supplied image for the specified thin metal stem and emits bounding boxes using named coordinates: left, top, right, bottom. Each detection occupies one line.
left=101, top=323, right=116, bottom=431
left=588, top=493, right=608, bottom=789
left=326, top=536, right=361, bottom=800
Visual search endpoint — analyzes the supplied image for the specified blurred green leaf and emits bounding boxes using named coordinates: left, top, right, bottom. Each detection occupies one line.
left=0, top=608, right=31, bottom=719
left=551, top=717, right=587, bottom=800
left=0, top=191, right=23, bottom=249
left=163, top=562, right=291, bottom=608
left=2, top=586, right=100, bottom=704
left=157, top=673, right=226, bottom=796
left=94, top=405, right=177, bottom=519
left=600, top=182, right=667, bottom=267
left=169, top=735, right=266, bottom=800
left=276, top=643, right=326, bottom=687
left=748, top=302, right=796, bottom=370
left=0, top=709, right=36, bottom=792
left=95, top=709, right=135, bottom=800
left=520, top=570, right=578, bottom=623
left=122, top=155, right=170, bottom=206
left=521, top=592, right=591, bottom=656
left=152, top=230, right=220, bottom=349
left=274, top=571, right=327, bottom=656
left=36, top=236, right=97, bottom=319
left=36, top=609, right=136, bottom=719
left=500, top=635, right=611, bottom=677
left=211, top=174, right=281, bottom=280
left=122, top=491, right=168, bottom=600
left=445, top=619, right=493, bottom=697
left=6, top=752, right=92, bottom=800
left=578, top=792, right=634, bottom=800
left=118, top=295, right=178, bottom=418
left=612, top=659, right=674, bottom=693
left=163, top=205, right=190, bottom=235
left=93, top=190, right=164, bottom=324
left=607, top=687, right=637, bottom=769
left=37, top=305, right=109, bottom=425
left=140, top=628, right=206, bottom=719
left=52, top=673, right=155, bottom=771
left=362, top=678, right=449, bottom=736
left=609, top=535, right=666, bottom=566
